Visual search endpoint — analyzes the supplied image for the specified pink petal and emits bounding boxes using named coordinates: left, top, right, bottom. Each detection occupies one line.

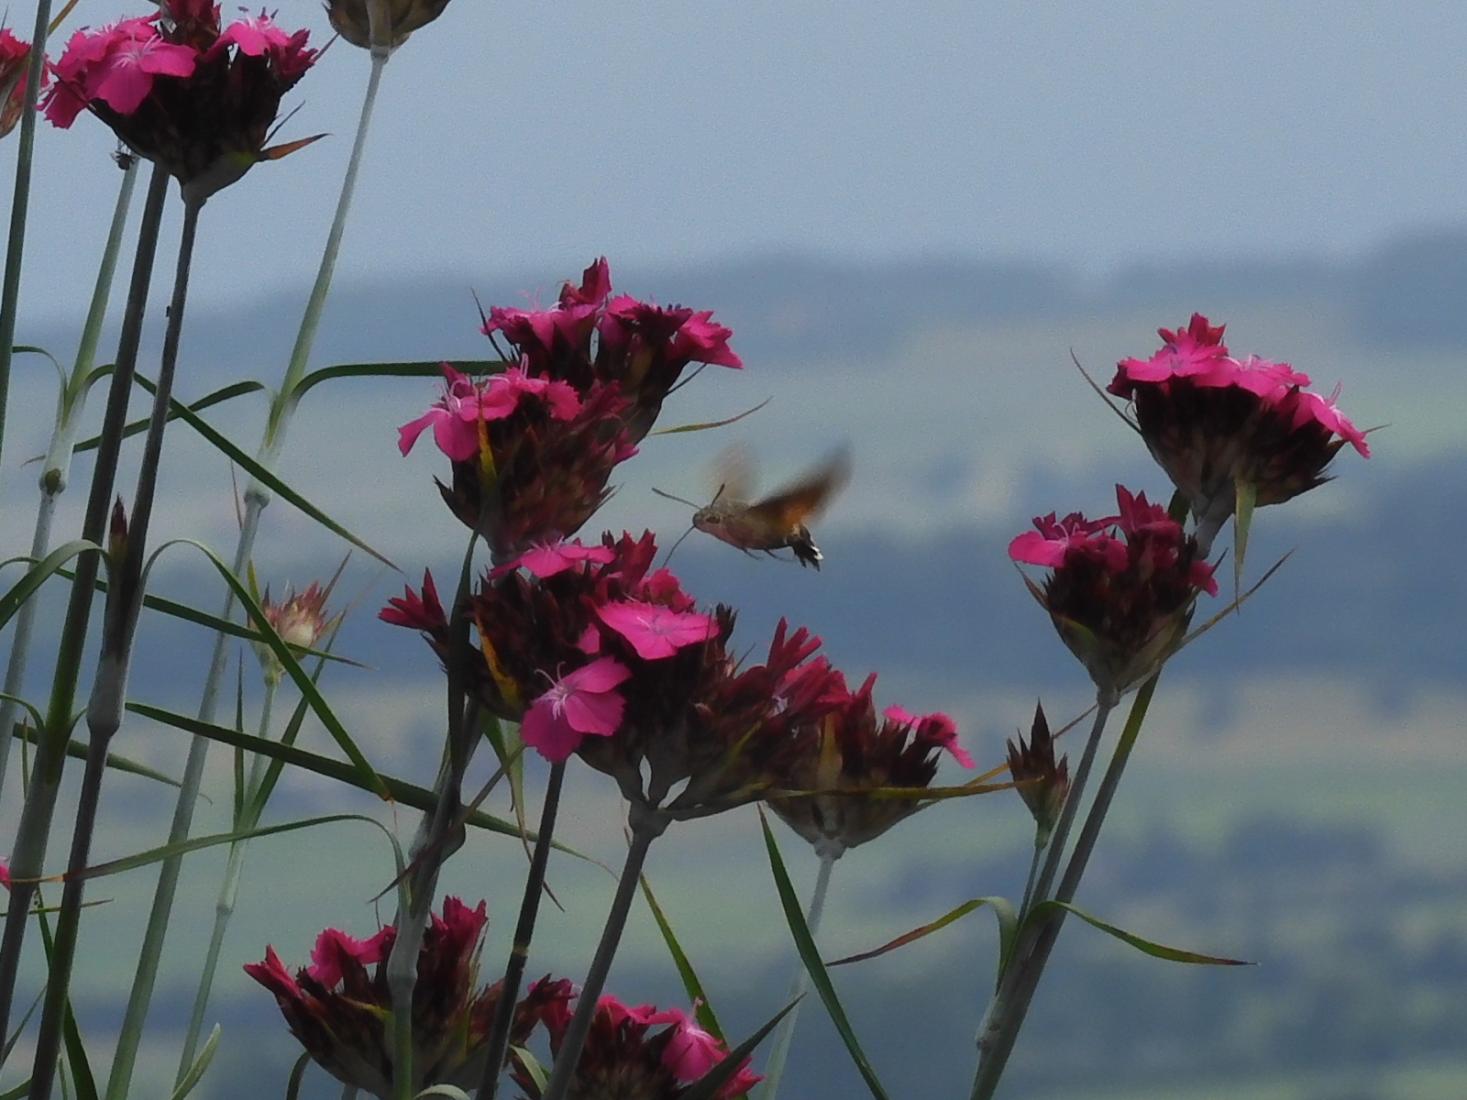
left=663, top=1017, right=725, bottom=1080
left=397, top=408, right=441, bottom=456
left=543, top=379, right=583, bottom=420
left=561, top=687, right=625, bottom=736
left=1008, top=530, right=1066, bottom=568
left=561, top=656, right=632, bottom=694
left=520, top=696, right=583, bottom=762
left=431, top=411, right=482, bottom=462
left=596, top=600, right=718, bottom=659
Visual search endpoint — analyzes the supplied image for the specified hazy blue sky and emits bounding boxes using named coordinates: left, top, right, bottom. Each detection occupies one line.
left=11, top=1, right=1467, bottom=315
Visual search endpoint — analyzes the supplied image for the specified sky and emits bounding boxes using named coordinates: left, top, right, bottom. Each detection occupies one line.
left=8, top=1, right=1467, bottom=316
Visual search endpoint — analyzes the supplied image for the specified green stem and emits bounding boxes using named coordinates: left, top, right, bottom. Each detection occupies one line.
left=175, top=679, right=277, bottom=1080
left=758, top=848, right=837, bottom=1100
left=542, top=810, right=668, bottom=1100
left=969, top=684, right=1151, bottom=1100
left=0, top=161, right=169, bottom=1053
left=0, top=0, right=57, bottom=470
left=476, top=761, right=567, bottom=1100
left=0, top=157, right=138, bottom=794
left=27, top=194, right=205, bottom=1100
left=1015, top=842, right=1045, bottom=931
left=105, top=54, right=390, bottom=1098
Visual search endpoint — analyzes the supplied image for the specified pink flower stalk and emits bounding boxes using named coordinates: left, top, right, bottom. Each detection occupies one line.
left=520, top=657, right=631, bottom=762
left=769, top=674, right=975, bottom=856
left=1010, top=485, right=1217, bottom=696
left=1107, top=313, right=1370, bottom=519
left=515, top=994, right=760, bottom=1099
left=43, top=2, right=318, bottom=200
left=246, top=897, right=573, bottom=1096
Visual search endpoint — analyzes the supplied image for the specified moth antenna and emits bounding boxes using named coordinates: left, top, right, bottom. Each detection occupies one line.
left=661, top=522, right=698, bottom=568
left=651, top=486, right=702, bottom=510
left=708, top=481, right=728, bottom=507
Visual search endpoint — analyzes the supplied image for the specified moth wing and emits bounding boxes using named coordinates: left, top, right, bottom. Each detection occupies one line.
left=745, top=449, right=851, bottom=528
left=707, top=444, right=757, bottom=505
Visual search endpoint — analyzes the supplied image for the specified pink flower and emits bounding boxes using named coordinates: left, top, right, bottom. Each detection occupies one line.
left=883, top=705, right=974, bottom=768
left=397, top=364, right=483, bottom=462
left=88, top=30, right=197, bottom=115
left=478, top=366, right=581, bottom=422
left=307, top=926, right=392, bottom=987
left=1009, top=512, right=1126, bottom=574
left=492, top=539, right=618, bottom=579
left=1289, top=385, right=1370, bottom=457
left=595, top=599, right=719, bottom=659
left=212, top=12, right=294, bottom=57
left=520, top=657, right=630, bottom=762
left=1113, top=312, right=1229, bottom=385
left=379, top=570, right=448, bottom=636
left=0, top=859, right=10, bottom=890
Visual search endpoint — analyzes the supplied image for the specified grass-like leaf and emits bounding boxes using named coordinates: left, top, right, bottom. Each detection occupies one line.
left=69, top=379, right=266, bottom=456
left=129, top=374, right=393, bottom=568
left=37, top=904, right=100, bottom=1100
left=1025, top=900, right=1251, bottom=966
left=678, top=1000, right=796, bottom=1100
left=650, top=396, right=772, bottom=436
left=758, top=809, right=889, bottom=1100
left=0, top=540, right=99, bottom=630
left=415, top=1087, right=473, bottom=1099
left=283, top=1051, right=311, bottom=1100
left=639, top=872, right=724, bottom=1042
left=292, top=358, right=508, bottom=400
left=169, top=1023, right=220, bottom=1100
left=7, top=708, right=188, bottom=794
left=1234, top=478, right=1257, bottom=598
left=827, top=896, right=1019, bottom=981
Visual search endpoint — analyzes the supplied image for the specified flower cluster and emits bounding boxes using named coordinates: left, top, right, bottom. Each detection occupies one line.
left=515, top=995, right=761, bottom=1100
left=768, top=671, right=972, bottom=857
left=44, top=0, right=317, bottom=200
left=0, top=28, right=42, bottom=139
left=1006, top=702, right=1069, bottom=847
left=382, top=532, right=843, bottom=816
left=1108, top=313, right=1370, bottom=521
left=325, top=0, right=454, bottom=51
left=245, top=898, right=573, bottom=1097
left=1010, top=485, right=1217, bottom=696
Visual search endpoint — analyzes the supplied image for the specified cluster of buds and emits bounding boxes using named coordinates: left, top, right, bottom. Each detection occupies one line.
left=1006, top=702, right=1069, bottom=848
left=381, top=531, right=844, bottom=818
left=1108, top=313, right=1370, bottom=528
left=245, top=897, right=574, bottom=1097
left=514, top=995, right=761, bottom=1099
left=1010, top=485, right=1218, bottom=697
left=399, top=260, right=741, bottom=559
left=324, top=0, right=453, bottom=51
left=251, top=578, right=338, bottom=685
left=768, top=671, right=972, bottom=858
left=0, top=27, right=41, bottom=139
left=44, top=0, right=318, bottom=201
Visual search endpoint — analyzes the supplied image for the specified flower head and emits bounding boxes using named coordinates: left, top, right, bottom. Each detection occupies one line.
left=1010, top=485, right=1217, bottom=696
left=44, top=3, right=319, bottom=201
left=324, top=0, right=455, bottom=51
left=515, top=994, right=760, bottom=1099
left=769, top=674, right=973, bottom=857
left=1107, top=314, right=1370, bottom=520
left=253, top=578, right=337, bottom=684
left=0, top=28, right=44, bottom=139
left=520, top=656, right=630, bottom=763
left=246, top=897, right=572, bottom=1096
left=1006, top=701, right=1069, bottom=847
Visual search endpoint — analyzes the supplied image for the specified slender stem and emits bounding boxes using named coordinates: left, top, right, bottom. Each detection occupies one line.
left=0, top=162, right=169, bottom=1053
left=1015, top=842, right=1045, bottom=929
left=106, top=54, right=391, bottom=1097
left=0, top=158, right=138, bottom=793
left=476, top=760, right=567, bottom=1100
left=759, top=849, right=837, bottom=1100
left=542, top=811, right=668, bottom=1100
left=0, top=0, right=56, bottom=470
left=176, top=678, right=277, bottom=1080
left=28, top=194, right=205, bottom=1100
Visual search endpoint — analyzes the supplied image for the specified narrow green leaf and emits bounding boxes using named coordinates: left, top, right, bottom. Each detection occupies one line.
left=757, top=810, right=889, bottom=1100
left=128, top=702, right=547, bottom=848
left=70, top=379, right=266, bottom=456
left=1026, top=900, right=1251, bottom=966
left=414, top=1087, right=472, bottom=1099
left=155, top=539, right=389, bottom=799
left=7, top=715, right=188, bottom=793
left=2, top=990, right=43, bottom=1062
left=232, top=661, right=247, bottom=823
left=283, top=1051, right=312, bottom=1100
left=510, top=1046, right=547, bottom=1093
left=169, top=1024, right=220, bottom=1100
left=1233, top=479, right=1257, bottom=598
left=37, top=904, right=100, bottom=1100
left=249, top=630, right=339, bottom=822
left=650, top=396, right=772, bottom=436
left=679, top=1001, right=796, bottom=1100
left=293, top=359, right=507, bottom=400
left=639, top=872, right=724, bottom=1042
left=0, top=1080, right=31, bottom=1100
left=56, top=813, right=388, bottom=883
left=0, top=540, right=100, bottom=629
left=129, top=374, right=394, bottom=568
left=827, top=896, right=1019, bottom=980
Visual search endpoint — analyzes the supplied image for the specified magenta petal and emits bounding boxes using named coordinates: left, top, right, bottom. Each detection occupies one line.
left=596, top=601, right=717, bottom=659
left=1008, top=531, right=1065, bottom=568
left=561, top=656, right=632, bottom=694
left=561, top=687, right=625, bottom=736
left=397, top=409, right=440, bottom=456
left=432, top=412, right=481, bottom=462
left=520, top=698, right=581, bottom=762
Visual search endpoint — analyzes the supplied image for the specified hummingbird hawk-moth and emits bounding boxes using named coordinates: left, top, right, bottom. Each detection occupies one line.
left=656, top=448, right=851, bottom=568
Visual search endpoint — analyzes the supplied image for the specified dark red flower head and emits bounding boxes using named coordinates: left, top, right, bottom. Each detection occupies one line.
left=768, top=671, right=974, bottom=857
left=1010, top=485, right=1217, bottom=697
left=324, top=0, right=455, bottom=51
left=1107, top=314, right=1370, bottom=523
left=514, top=994, right=760, bottom=1100
left=245, top=897, right=570, bottom=1095
left=44, top=4, right=319, bottom=201
left=0, top=28, right=43, bottom=139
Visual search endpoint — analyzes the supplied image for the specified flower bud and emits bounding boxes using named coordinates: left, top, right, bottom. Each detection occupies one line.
left=1006, top=701, right=1069, bottom=847
left=324, top=0, right=454, bottom=52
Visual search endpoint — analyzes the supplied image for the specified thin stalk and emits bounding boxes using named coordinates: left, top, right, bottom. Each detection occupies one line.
left=758, top=848, right=837, bottom=1100
left=28, top=194, right=205, bottom=1100
left=105, top=54, right=391, bottom=1098
left=0, top=162, right=169, bottom=1052
left=542, top=810, right=668, bottom=1100
left=0, top=0, right=57, bottom=469
left=476, top=760, right=567, bottom=1100
left=0, top=156, right=139, bottom=793
left=1015, top=842, right=1045, bottom=929
left=175, top=678, right=277, bottom=1080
